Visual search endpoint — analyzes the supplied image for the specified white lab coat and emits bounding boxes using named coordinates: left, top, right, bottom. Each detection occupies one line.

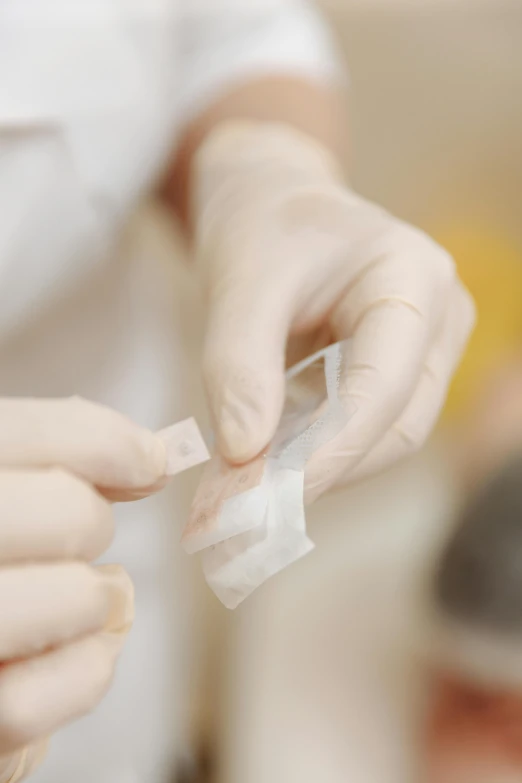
left=0, top=2, right=339, bottom=781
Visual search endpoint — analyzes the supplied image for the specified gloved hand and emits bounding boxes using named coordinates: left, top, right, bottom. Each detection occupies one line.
left=193, top=121, right=475, bottom=502
left=0, top=397, right=167, bottom=782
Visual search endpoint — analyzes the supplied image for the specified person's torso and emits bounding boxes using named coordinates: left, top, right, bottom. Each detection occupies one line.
left=0, top=1, right=205, bottom=570
left=0, top=0, right=190, bottom=342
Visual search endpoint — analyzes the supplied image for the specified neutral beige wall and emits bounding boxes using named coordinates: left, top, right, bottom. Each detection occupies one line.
left=319, top=1, right=522, bottom=239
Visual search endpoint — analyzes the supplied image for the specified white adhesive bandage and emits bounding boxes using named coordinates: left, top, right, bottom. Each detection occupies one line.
left=183, top=341, right=355, bottom=609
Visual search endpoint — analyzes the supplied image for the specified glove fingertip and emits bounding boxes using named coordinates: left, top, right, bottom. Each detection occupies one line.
left=217, top=416, right=268, bottom=465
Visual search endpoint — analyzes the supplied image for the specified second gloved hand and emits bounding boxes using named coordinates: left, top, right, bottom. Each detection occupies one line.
left=0, top=397, right=167, bottom=782
left=193, top=121, right=475, bottom=502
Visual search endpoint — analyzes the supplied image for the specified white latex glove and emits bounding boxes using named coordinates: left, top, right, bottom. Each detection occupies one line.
left=194, top=121, right=475, bottom=502
left=0, top=397, right=167, bottom=783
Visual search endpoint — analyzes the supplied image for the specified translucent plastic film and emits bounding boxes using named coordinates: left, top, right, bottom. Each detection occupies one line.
left=158, top=418, right=210, bottom=477
left=183, top=340, right=355, bottom=608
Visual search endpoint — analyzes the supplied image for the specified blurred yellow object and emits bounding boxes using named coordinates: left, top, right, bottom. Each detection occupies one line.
left=436, top=227, right=522, bottom=420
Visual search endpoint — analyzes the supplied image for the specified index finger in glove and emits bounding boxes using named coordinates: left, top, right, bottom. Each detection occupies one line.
left=0, top=398, right=167, bottom=500
left=0, top=740, right=48, bottom=783
left=0, top=469, right=114, bottom=564
left=306, top=281, right=475, bottom=500
left=0, top=565, right=133, bottom=758
left=0, top=563, right=131, bottom=663
left=0, top=631, right=129, bottom=758
left=305, top=232, right=461, bottom=494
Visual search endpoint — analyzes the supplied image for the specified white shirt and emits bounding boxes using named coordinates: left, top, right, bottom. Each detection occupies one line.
left=0, top=2, right=340, bottom=781
left=0, top=0, right=340, bottom=340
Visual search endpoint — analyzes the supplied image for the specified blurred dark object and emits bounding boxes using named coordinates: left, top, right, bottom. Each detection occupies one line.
left=436, top=452, right=522, bottom=634
left=174, top=744, right=215, bottom=783
left=424, top=452, right=522, bottom=782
